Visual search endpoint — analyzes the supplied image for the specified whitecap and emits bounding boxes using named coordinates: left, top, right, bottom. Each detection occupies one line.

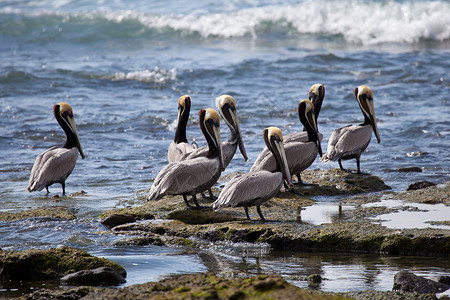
left=110, top=67, right=177, bottom=83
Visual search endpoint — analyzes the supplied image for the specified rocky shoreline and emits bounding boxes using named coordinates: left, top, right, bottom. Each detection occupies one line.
left=1, top=169, right=449, bottom=299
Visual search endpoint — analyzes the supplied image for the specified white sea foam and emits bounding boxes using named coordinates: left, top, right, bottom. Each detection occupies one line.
left=102, top=0, right=450, bottom=44
left=110, top=67, right=177, bottom=83
left=2, top=0, right=450, bottom=45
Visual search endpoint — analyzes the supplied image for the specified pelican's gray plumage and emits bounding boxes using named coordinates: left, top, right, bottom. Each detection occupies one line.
left=168, top=95, right=198, bottom=163
left=147, top=108, right=224, bottom=208
left=321, top=85, right=381, bottom=173
left=213, top=127, right=293, bottom=221
left=251, top=84, right=324, bottom=184
left=250, top=100, right=322, bottom=188
left=27, top=102, right=85, bottom=195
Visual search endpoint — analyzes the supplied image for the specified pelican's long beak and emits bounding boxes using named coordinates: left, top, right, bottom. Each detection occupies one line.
left=217, top=95, right=248, bottom=161
left=66, top=115, right=85, bottom=159
left=265, top=127, right=293, bottom=190
left=230, top=109, right=248, bottom=162
left=203, top=108, right=225, bottom=171
left=355, top=86, right=381, bottom=144
left=212, top=123, right=225, bottom=171
left=299, top=99, right=323, bottom=157
left=369, top=102, right=381, bottom=144
left=307, top=106, right=323, bottom=157
left=274, top=138, right=293, bottom=189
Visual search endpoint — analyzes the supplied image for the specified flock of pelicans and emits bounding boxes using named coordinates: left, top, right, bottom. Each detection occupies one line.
left=27, top=84, right=381, bottom=221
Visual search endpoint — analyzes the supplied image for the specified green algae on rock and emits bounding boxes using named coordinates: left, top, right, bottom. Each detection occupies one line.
left=0, top=207, right=76, bottom=221
left=298, top=168, right=391, bottom=196
left=396, top=181, right=449, bottom=204
left=0, top=246, right=126, bottom=281
left=72, top=273, right=350, bottom=300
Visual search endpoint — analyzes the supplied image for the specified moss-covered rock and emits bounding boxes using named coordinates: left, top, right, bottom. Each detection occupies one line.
left=299, top=168, right=391, bottom=196
left=0, top=207, right=76, bottom=221
left=167, top=207, right=240, bottom=224
left=396, top=182, right=449, bottom=204
left=75, top=273, right=349, bottom=300
left=0, top=246, right=126, bottom=281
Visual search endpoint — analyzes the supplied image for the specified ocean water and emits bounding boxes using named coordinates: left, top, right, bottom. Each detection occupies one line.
left=0, top=0, right=449, bottom=295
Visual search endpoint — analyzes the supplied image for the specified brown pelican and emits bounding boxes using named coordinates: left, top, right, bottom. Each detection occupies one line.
left=27, top=102, right=85, bottom=195
left=250, top=100, right=322, bottom=191
left=285, top=83, right=325, bottom=144
left=213, top=127, right=293, bottom=221
left=251, top=84, right=324, bottom=184
left=321, top=85, right=381, bottom=174
left=181, top=95, right=248, bottom=198
left=147, top=108, right=224, bottom=208
left=168, top=95, right=198, bottom=163
left=182, top=95, right=247, bottom=166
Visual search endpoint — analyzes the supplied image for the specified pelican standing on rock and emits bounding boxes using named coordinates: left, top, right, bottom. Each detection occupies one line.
left=27, top=102, right=85, bottom=196
left=213, top=127, right=293, bottom=221
left=322, top=85, right=381, bottom=173
left=251, top=84, right=324, bottom=184
left=168, top=95, right=198, bottom=163
left=147, top=108, right=224, bottom=208
left=182, top=95, right=248, bottom=198
left=250, top=100, right=322, bottom=189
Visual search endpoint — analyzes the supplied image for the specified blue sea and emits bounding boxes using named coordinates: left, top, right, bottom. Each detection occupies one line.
left=0, top=0, right=449, bottom=295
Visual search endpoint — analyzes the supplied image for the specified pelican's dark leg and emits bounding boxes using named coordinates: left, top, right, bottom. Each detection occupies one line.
left=207, top=189, right=217, bottom=200
left=296, top=173, right=316, bottom=186
left=256, top=206, right=265, bottom=221
left=192, top=194, right=201, bottom=208
left=288, top=186, right=304, bottom=196
left=61, top=182, right=66, bottom=196
left=244, top=207, right=251, bottom=220
left=183, top=195, right=192, bottom=207
left=45, top=186, right=50, bottom=193
left=338, top=159, right=344, bottom=171
left=356, top=158, right=361, bottom=174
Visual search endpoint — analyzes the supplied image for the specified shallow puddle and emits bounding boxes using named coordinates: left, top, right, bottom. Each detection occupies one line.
left=362, top=200, right=450, bottom=230
left=299, top=202, right=355, bottom=225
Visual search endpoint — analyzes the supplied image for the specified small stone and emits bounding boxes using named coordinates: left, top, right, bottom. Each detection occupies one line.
left=101, top=214, right=136, bottom=228
left=306, top=274, right=322, bottom=283
left=439, top=276, right=450, bottom=285
left=406, top=181, right=436, bottom=191
left=393, top=270, right=449, bottom=294
left=61, top=267, right=126, bottom=286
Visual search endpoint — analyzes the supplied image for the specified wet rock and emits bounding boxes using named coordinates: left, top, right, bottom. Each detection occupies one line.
left=0, top=207, right=76, bottom=221
left=393, top=270, right=449, bottom=294
left=439, top=276, right=450, bottom=285
left=61, top=267, right=126, bottom=286
left=167, top=207, right=240, bottom=224
left=407, top=181, right=436, bottom=191
left=70, top=190, right=87, bottom=197
left=99, top=205, right=154, bottom=225
left=300, top=168, right=391, bottom=196
left=397, top=181, right=449, bottom=204
left=77, top=273, right=344, bottom=300
left=0, top=246, right=126, bottom=281
left=101, top=213, right=136, bottom=228
left=22, top=286, right=97, bottom=300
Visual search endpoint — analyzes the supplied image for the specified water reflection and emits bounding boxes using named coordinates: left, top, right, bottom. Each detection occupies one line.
left=299, top=202, right=354, bottom=225
left=197, top=246, right=450, bottom=292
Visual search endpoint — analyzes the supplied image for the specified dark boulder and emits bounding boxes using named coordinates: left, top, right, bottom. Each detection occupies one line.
left=407, top=181, right=436, bottom=191
left=61, top=267, right=126, bottom=286
left=101, top=214, right=136, bottom=228
left=393, top=270, right=449, bottom=294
